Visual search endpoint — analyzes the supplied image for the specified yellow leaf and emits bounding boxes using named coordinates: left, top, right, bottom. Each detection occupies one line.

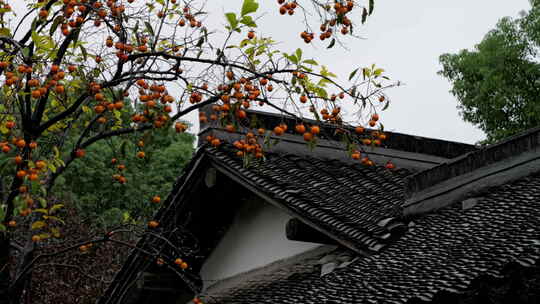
left=31, top=221, right=46, bottom=230
left=374, top=68, right=385, bottom=76
left=34, top=209, right=48, bottom=214
left=50, top=204, right=64, bottom=213
left=51, top=227, right=61, bottom=238
left=38, top=233, right=51, bottom=240
left=44, top=215, right=65, bottom=224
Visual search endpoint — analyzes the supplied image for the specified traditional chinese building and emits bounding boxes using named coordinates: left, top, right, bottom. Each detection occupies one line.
left=100, top=109, right=540, bottom=304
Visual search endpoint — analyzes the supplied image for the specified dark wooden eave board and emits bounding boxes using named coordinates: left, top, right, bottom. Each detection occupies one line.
left=286, top=218, right=339, bottom=245
left=404, top=126, right=540, bottom=216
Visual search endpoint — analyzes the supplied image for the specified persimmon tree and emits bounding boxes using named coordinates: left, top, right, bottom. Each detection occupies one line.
left=0, top=0, right=397, bottom=302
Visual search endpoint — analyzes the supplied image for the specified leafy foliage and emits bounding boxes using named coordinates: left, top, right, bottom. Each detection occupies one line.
left=439, top=0, right=540, bottom=143
left=54, top=128, right=194, bottom=228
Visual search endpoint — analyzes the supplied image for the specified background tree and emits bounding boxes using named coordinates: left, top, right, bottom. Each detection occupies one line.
left=439, top=0, right=540, bottom=143
left=54, top=126, right=195, bottom=228
left=0, top=0, right=396, bottom=303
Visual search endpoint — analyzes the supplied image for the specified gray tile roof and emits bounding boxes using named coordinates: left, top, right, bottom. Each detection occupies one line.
left=100, top=112, right=540, bottom=304
left=201, top=172, right=540, bottom=304
left=205, top=145, right=413, bottom=253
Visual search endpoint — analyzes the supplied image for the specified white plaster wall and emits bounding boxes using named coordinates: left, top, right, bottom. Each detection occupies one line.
left=200, top=198, right=320, bottom=288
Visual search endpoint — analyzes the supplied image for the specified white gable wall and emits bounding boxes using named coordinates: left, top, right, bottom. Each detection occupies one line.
left=200, top=197, right=320, bottom=288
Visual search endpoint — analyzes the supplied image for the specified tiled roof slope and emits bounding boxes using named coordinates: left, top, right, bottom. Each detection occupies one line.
left=202, top=172, right=540, bottom=304
left=205, top=145, right=413, bottom=253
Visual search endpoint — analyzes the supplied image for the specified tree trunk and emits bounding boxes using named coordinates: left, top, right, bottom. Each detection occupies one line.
left=12, top=240, right=34, bottom=304
left=0, top=233, right=11, bottom=304
left=0, top=233, right=30, bottom=304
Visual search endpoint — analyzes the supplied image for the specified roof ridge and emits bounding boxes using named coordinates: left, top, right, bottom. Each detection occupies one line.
left=403, top=126, right=540, bottom=215
left=198, top=106, right=478, bottom=167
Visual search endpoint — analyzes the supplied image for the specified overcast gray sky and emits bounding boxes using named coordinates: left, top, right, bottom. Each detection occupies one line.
left=213, top=0, right=531, bottom=144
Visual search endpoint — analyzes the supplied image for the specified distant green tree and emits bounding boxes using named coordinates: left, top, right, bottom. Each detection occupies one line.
left=53, top=127, right=194, bottom=228
left=439, top=0, right=540, bottom=143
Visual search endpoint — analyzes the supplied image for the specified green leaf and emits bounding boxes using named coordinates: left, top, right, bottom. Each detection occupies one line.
left=120, top=141, right=128, bottom=158
left=53, top=146, right=60, bottom=158
left=241, top=0, right=259, bottom=16
left=382, top=100, right=390, bottom=111
left=0, top=27, right=10, bottom=37
left=318, top=78, right=330, bottom=87
left=245, top=46, right=255, bottom=57
left=298, top=65, right=312, bottom=72
left=327, top=38, right=335, bottom=49
left=349, top=68, right=359, bottom=80
left=38, top=198, right=47, bottom=208
left=320, top=65, right=337, bottom=78
left=295, top=48, right=302, bottom=62
left=79, top=45, right=88, bottom=61
left=240, top=15, right=257, bottom=27
left=283, top=53, right=298, bottom=64
left=21, top=47, right=30, bottom=58
left=369, top=0, right=375, bottom=15
left=225, top=12, right=238, bottom=30
left=239, top=38, right=251, bottom=47
left=0, top=224, right=5, bottom=232
left=303, top=59, right=318, bottom=66
left=0, top=157, right=10, bottom=173
left=363, top=67, right=371, bottom=78
left=31, top=31, right=40, bottom=45
left=49, top=16, right=63, bottom=36
left=122, top=211, right=131, bottom=223
left=374, top=68, right=384, bottom=76
left=144, top=22, right=155, bottom=36
left=31, top=180, right=40, bottom=195
left=316, top=87, right=328, bottom=99
left=31, top=221, right=46, bottom=230
left=34, top=209, right=48, bottom=214
left=362, top=7, right=368, bottom=24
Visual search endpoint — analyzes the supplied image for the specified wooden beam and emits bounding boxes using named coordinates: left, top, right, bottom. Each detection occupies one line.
left=286, top=218, right=339, bottom=245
